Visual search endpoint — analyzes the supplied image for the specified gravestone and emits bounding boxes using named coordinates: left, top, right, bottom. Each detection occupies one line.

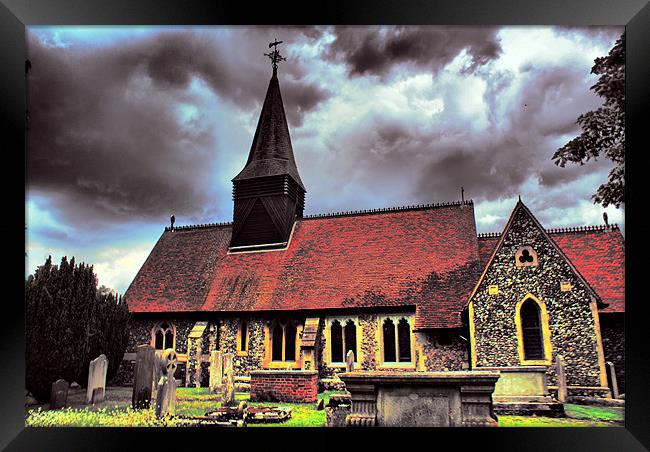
left=86, top=354, right=108, bottom=404
left=209, top=350, right=223, bottom=394
left=555, top=355, right=568, bottom=403
left=132, top=344, right=155, bottom=409
left=155, top=349, right=178, bottom=418
left=50, top=379, right=69, bottom=409
left=222, top=353, right=235, bottom=406
left=345, top=350, right=355, bottom=372
left=606, top=361, right=619, bottom=399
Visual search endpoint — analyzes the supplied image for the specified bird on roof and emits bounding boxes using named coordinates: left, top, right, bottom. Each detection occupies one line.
left=603, top=211, right=608, bottom=227
left=170, top=214, right=175, bottom=230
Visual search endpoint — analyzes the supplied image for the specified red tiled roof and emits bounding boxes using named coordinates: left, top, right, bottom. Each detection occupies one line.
left=126, top=202, right=481, bottom=329
left=477, top=226, right=625, bottom=313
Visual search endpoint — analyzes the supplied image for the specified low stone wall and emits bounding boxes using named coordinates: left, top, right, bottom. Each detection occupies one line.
left=250, top=370, right=318, bottom=403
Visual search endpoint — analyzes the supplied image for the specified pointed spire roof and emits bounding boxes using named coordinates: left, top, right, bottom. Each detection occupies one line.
left=233, top=73, right=305, bottom=190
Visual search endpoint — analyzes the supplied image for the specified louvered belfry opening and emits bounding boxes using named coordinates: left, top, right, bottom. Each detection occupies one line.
left=230, top=69, right=306, bottom=250
left=521, top=299, right=545, bottom=360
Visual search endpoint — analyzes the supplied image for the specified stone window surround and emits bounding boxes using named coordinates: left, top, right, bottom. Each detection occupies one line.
left=324, top=316, right=363, bottom=367
left=515, top=245, right=539, bottom=267
left=514, top=294, right=553, bottom=366
left=151, top=320, right=176, bottom=351
left=237, top=319, right=249, bottom=356
left=377, top=314, right=416, bottom=369
left=262, top=317, right=304, bottom=369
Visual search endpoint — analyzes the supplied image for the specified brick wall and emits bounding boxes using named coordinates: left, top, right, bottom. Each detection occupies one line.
left=250, top=370, right=318, bottom=403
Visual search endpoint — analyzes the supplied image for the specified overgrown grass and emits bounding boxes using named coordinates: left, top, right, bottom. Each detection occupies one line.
left=26, top=388, right=623, bottom=428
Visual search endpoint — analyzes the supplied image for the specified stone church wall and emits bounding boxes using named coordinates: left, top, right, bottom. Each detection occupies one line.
left=471, top=208, right=606, bottom=392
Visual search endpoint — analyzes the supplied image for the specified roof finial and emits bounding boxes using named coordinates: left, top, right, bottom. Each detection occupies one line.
left=265, top=39, right=286, bottom=77
left=518, top=194, right=521, bottom=203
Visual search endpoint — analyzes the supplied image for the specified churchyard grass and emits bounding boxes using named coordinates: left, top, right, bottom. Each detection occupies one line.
left=26, top=388, right=623, bottom=427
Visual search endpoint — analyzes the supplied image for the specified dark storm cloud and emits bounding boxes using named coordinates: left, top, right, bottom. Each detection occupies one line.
left=26, top=28, right=329, bottom=226
left=325, top=26, right=502, bottom=77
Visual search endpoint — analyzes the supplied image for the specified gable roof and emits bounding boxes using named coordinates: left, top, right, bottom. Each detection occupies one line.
left=125, top=202, right=481, bottom=329
left=477, top=225, right=624, bottom=313
left=232, top=73, right=304, bottom=190
left=468, top=201, right=603, bottom=309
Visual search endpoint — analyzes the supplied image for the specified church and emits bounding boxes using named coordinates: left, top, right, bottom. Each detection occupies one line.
left=121, top=46, right=625, bottom=400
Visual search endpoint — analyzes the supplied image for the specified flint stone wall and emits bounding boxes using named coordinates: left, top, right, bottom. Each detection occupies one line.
left=471, top=209, right=604, bottom=388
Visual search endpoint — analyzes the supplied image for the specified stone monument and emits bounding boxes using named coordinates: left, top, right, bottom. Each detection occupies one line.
left=345, top=350, right=355, bottom=372
left=555, top=355, right=568, bottom=403
left=209, top=350, right=223, bottom=394
left=86, top=354, right=108, bottom=404
left=50, top=379, right=69, bottom=409
left=606, top=361, right=619, bottom=399
left=222, top=352, right=235, bottom=406
left=155, top=349, right=178, bottom=418
left=132, top=344, right=155, bottom=409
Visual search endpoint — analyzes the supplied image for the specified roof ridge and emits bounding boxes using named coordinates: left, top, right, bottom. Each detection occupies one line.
left=477, top=223, right=619, bottom=238
left=165, top=221, right=233, bottom=232
left=302, top=200, right=474, bottom=220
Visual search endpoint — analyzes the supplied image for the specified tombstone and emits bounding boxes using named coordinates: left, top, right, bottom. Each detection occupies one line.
left=155, top=349, right=178, bottom=418
left=209, top=350, right=223, bottom=394
left=50, top=379, right=69, bottom=409
left=86, top=354, right=108, bottom=404
left=132, top=344, right=155, bottom=409
left=222, top=353, right=235, bottom=406
left=316, top=398, right=325, bottom=411
left=345, top=350, right=355, bottom=372
left=606, top=361, right=619, bottom=399
left=555, top=355, right=568, bottom=403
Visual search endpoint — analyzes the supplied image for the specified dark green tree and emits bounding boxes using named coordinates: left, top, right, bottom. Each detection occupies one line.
left=25, top=256, right=130, bottom=401
left=553, top=32, right=625, bottom=208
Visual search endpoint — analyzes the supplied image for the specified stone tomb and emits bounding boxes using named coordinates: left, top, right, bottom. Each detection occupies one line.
left=86, top=354, right=108, bottom=404
left=132, top=344, right=155, bottom=409
left=338, top=371, right=500, bottom=427
left=50, top=379, right=69, bottom=409
left=481, top=366, right=564, bottom=417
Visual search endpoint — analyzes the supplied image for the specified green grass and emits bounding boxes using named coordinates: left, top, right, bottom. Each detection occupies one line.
left=26, top=388, right=624, bottom=428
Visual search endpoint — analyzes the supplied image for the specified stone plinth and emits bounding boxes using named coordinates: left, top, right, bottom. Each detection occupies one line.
left=250, top=370, right=318, bottom=403
left=480, top=366, right=564, bottom=417
left=338, top=371, right=500, bottom=427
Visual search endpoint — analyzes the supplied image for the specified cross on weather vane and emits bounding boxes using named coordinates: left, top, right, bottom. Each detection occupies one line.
left=265, top=39, right=286, bottom=75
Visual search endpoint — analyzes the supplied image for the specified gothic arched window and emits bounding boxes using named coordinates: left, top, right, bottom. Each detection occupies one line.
left=397, top=318, right=412, bottom=362
left=330, top=320, right=343, bottom=362
left=382, top=316, right=413, bottom=364
left=328, top=318, right=358, bottom=364
left=152, top=321, right=175, bottom=350
left=270, top=318, right=298, bottom=362
left=520, top=299, right=544, bottom=360
left=383, top=318, right=397, bottom=362
left=238, top=320, right=249, bottom=354
left=344, top=320, right=357, bottom=361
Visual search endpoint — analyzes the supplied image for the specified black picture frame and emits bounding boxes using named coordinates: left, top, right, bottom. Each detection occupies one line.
left=3, top=0, right=648, bottom=450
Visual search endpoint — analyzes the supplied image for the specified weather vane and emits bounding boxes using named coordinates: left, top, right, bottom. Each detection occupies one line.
left=264, top=39, right=286, bottom=75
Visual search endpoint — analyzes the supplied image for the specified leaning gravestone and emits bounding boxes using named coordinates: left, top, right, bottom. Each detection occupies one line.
left=132, top=344, right=155, bottom=409
left=86, top=354, right=108, bottom=404
left=606, top=361, right=619, bottom=399
left=345, top=350, right=355, bottom=372
left=155, top=349, right=178, bottom=418
left=209, top=350, right=223, bottom=394
left=50, top=379, right=69, bottom=409
left=555, top=355, right=568, bottom=403
left=222, top=353, right=235, bottom=406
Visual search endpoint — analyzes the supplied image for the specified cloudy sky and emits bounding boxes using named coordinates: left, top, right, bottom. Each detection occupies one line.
left=26, top=25, right=624, bottom=293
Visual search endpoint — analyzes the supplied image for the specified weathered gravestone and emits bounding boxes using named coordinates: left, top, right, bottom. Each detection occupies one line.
left=209, top=350, right=223, bottom=394
left=606, top=361, right=619, bottom=399
left=50, top=379, right=69, bottom=409
left=155, top=349, right=178, bottom=418
left=345, top=350, right=355, bottom=372
left=132, top=344, right=155, bottom=409
left=86, top=354, right=108, bottom=404
left=555, top=355, right=568, bottom=403
left=222, top=353, right=235, bottom=406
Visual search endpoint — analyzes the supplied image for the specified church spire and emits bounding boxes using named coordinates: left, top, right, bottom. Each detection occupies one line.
left=230, top=40, right=306, bottom=250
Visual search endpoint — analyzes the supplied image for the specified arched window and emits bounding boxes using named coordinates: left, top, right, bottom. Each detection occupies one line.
left=520, top=299, right=544, bottom=360
left=270, top=318, right=298, bottom=362
left=383, top=318, right=397, bottom=362
left=152, top=321, right=175, bottom=350
left=330, top=320, right=343, bottom=362
left=328, top=318, right=358, bottom=364
left=344, top=320, right=357, bottom=361
left=238, top=320, right=249, bottom=354
left=397, top=318, right=411, bottom=362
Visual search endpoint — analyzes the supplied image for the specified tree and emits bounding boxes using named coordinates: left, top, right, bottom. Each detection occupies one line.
left=553, top=32, right=624, bottom=208
left=25, top=256, right=130, bottom=401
